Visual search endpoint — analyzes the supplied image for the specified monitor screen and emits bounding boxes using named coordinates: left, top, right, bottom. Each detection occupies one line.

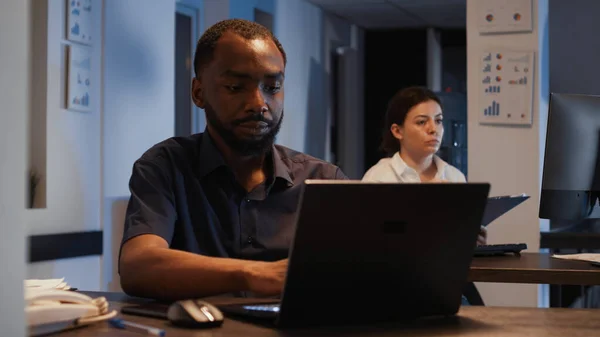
left=540, top=93, right=600, bottom=221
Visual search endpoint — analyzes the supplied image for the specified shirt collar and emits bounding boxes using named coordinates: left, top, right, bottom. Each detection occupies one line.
left=390, top=152, right=409, bottom=178
left=390, top=152, right=448, bottom=180
left=196, top=131, right=227, bottom=179
left=432, top=155, right=449, bottom=179
left=196, top=131, right=294, bottom=187
left=271, top=147, right=294, bottom=186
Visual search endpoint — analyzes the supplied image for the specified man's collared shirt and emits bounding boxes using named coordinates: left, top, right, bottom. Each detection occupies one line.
left=362, top=152, right=466, bottom=183
left=121, top=132, right=347, bottom=262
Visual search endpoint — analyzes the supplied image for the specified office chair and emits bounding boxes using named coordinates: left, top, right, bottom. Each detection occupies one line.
left=463, top=282, right=485, bottom=306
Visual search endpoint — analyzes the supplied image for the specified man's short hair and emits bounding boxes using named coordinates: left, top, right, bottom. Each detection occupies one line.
left=193, top=18, right=287, bottom=78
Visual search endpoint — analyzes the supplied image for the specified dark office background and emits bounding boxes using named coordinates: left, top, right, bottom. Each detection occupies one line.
left=363, top=28, right=467, bottom=171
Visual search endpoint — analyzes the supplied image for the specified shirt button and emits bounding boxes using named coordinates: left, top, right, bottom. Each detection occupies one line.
left=247, top=236, right=254, bottom=244
left=245, top=198, right=250, bottom=203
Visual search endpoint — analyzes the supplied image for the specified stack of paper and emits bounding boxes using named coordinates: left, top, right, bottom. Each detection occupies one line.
left=552, top=253, right=600, bottom=263
left=24, top=278, right=73, bottom=295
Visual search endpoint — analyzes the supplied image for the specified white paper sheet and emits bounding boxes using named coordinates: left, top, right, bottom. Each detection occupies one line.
left=552, top=253, right=600, bottom=263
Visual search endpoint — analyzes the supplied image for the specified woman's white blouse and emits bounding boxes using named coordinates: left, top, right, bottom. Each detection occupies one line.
left=362, top=152, right=466, bottom=183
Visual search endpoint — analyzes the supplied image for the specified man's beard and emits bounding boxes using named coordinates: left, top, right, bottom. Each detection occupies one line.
left=205, top=104, right=283, bottom=156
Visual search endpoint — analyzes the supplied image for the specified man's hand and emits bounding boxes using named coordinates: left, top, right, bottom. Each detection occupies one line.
left=242, top=259, right=288, bottom=296
left=477, top=226, right=488, bottom=246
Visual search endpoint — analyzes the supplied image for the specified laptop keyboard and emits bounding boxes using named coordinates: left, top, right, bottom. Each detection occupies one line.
left=242, top=304, right=281, bottom=312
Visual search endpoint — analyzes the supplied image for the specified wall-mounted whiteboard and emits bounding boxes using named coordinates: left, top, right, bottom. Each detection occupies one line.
left=478, top=49, right=535, bottom=126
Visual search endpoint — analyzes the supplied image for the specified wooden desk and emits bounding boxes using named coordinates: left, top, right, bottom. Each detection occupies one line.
left=469, top=252, right=600, bottom=285
left=56, top=292, right=600, bottom=336
left=539, top=231, right=600, bottom=307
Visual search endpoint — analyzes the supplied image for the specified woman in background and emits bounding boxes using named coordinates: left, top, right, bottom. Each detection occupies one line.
left=362, top=86, right=486, bottom=244
left=362, top=86, right=466, bottom=183
left=363, top=87, right=487, bottom=305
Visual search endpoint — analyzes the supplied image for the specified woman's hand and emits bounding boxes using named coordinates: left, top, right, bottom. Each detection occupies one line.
left=477, top=226, right=488, bottom=245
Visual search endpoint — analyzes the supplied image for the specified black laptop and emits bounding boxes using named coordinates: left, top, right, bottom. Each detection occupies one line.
left=218, top=180, right=491, bottom=328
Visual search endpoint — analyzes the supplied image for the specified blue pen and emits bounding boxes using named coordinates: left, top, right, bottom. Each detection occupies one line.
left=109, top=318, right=166, bottom=336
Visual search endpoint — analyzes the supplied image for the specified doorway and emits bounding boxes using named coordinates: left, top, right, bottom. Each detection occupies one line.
left=175, top=3, right=204, bottom=136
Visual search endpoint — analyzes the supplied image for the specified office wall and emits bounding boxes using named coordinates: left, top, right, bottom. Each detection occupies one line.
left=103, top=0, right=176, bottom=199
left=466, top=0, right=549, bottom=307
left=274, top=0, right=324, bottom=153
left=230, top=0, right=275, bottom=20
left=0, top=0, right=29, bottom=334
left=21, top=0, right=170, bottom=294
left=26, top=0, right=103, bottom=290
left=204, top=0, right=229, bottom=28
left=102, top=0, right=176, bottom=291
left=549, top=0, right=600, bottom=95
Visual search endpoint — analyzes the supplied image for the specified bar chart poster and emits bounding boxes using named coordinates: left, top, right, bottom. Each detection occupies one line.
left=479, top=49, right=534, bottom=126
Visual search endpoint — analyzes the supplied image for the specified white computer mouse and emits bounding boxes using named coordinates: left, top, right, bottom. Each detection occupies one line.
left=167, top=299, right=224, bottom=328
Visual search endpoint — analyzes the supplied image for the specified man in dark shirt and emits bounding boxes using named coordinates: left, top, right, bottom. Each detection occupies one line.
left=119, top=19, right=347, bottom=301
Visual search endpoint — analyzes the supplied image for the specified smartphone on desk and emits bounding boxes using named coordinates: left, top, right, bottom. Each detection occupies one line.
left=121, top=302, right=170, bottom=319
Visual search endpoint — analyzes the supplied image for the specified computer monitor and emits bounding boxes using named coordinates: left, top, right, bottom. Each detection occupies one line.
left=540, top=93, right=600, bottom=221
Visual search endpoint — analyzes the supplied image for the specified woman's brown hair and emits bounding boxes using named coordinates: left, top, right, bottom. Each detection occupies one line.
left=379, top=86, right=442, bottom=156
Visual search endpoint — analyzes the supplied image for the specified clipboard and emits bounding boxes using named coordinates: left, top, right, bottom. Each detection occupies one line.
left=481, top=194, right=530, bottom=227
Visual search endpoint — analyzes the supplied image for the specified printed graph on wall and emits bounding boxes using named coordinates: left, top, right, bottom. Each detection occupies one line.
left=478, top=49, right=534, bottom=126
left=478, top=0, right=533, bottom=34
left=67, top=45, right=92, bottom=112
left=67, top=0, right=93, bottom=45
